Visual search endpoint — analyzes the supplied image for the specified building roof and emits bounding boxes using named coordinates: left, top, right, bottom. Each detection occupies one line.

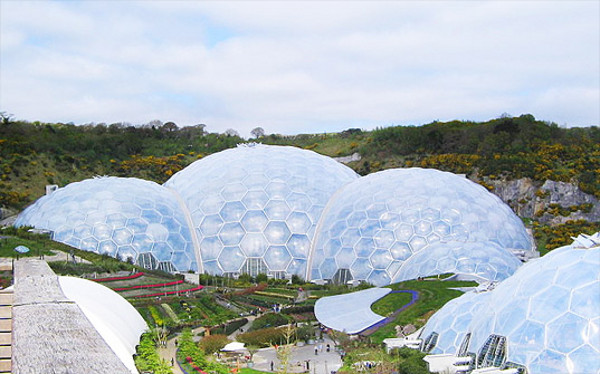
left=314, top=287, right=391, bottom=334
left=11, top=259, right=137, bottom=374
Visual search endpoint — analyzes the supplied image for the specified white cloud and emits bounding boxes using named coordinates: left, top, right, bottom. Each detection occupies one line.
left=1, top=0, right=598, bottom=137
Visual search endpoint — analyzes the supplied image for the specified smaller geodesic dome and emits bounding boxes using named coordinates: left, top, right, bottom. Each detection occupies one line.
left=392, top=241, right=523, bottom=284
left=308, top=168, right=533, bottom=286
left=419, top=290, right=492, bottom=355
left=420, top=232, right=600, bottom=374
left=15, top=176, right=197, bottom=272
left=164, top=143, right=358, bottom=277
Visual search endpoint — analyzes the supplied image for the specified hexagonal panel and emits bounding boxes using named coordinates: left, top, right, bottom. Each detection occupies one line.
left=240, top=233, right=269, bottom=257
left=264, top=200, right=291, bottom=220
left=287, top=234, right=311, bottom=258
left=200, top=214, right=224, bottom=236
left=220, top=201, right=246, bottom=222
left=221, top=182, right=247, bottom=201
left=529, top=286, right=571, bottom=324
left=370, top=249, right=393, bottom=269
left=242, top=190, right=270, bottom=210
left=241, top=210, right=269, bottom=232
left=264, top=246, right=292, bottom=271
left=219, top=222, right=245, bottom=245
left=571, top=281, right=600, bottom=319
left=264, top=221, right=292, bottom=245
left=547, top=312, right=589, bottom=354
left=218, top=246, right=246, bottom=272
left=287, top=212, right=312, bottom=233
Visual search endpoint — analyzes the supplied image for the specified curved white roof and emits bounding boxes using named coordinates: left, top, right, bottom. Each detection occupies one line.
left=314, top=287, right=391, bottom=334
left=59, top=276, right=148, bottom=374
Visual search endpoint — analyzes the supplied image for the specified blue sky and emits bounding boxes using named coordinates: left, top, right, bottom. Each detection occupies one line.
left=1, top=1, right=598, bottom=137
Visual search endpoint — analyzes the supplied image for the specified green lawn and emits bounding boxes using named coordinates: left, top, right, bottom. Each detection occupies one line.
left=371, top=292, right=414, bottom=317
left=369, top=277, right=477, bottom=343
left=239, top=368, right=271, bottom=374
left=0, top=235, right=55, bottom=258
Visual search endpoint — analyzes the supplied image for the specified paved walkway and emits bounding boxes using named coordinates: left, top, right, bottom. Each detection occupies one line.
left=252, top=336, right=343, bottom=374
left=157, top=317, right=343, bottom=374
left=158, top=337, right=184, bottom=374
left=41, top=250, right=92, bottom=264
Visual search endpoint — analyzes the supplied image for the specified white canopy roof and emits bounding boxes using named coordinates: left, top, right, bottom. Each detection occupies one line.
left=222, top=341, right=246, bottom=351
left=314, top=287, right=391, bottom=334
left=59, top=276, right=148, bottom=374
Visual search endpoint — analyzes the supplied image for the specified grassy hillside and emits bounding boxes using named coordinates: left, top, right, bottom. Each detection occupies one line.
left=2, top=114, right=598, bottom=252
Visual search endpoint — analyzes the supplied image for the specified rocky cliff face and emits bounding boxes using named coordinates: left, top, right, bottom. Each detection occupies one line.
left=487, top=178, right=600, bottom=225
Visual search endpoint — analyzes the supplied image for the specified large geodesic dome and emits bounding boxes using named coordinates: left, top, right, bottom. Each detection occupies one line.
left=15, top=177, right=197, bottom=272
left=420, top=232, right=600, bottom=374
left=308, top=168, right=533, bottom=286
left=164, top=143, right=359, bottom=277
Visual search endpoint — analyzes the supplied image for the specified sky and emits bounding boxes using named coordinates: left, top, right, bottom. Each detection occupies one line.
left=0, top=1, right=598, bottom=137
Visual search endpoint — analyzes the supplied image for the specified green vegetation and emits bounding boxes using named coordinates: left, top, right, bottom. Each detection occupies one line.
left=236, top=326, right=290, bottom=347
left=177, top=329, right=229, bottom=374
left=337, top=346, right=429, bottom=374
left=134, top=332, right=173, bottom=374
left=0, top=233, right=54, bottom=258
left=2, top=115, right=598, bottom=212
left=249, top=312, right=291, bottom=331
left=534, top=219, right=600, bottom=255
left=371, top=292, right=414, bottom=317
left=369, top=277, right=477, bottom=343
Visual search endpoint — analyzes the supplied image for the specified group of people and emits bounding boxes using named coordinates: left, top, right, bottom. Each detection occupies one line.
left=314, top=343, right=331, bottom=355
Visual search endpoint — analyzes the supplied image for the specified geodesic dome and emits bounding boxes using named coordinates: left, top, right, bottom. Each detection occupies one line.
left=419, top=290, right=492, bottom=355
left=420, top=232, right=600, bottom=374
left=392, top=241, right=523, bottom=284
left=308, top=168, right=533, bottom=286
left=164, top=143, right=358, bottom=277
left=15, top=176, right=197, bottom=272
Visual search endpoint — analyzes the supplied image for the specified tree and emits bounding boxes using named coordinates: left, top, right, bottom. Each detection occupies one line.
left=0, top=112, right=14, bottom=125
left=163, top=122, right=179, bottom=132
left=251, top=127, right=265, bottom=138
left=224, top=128, right=240, bottom=137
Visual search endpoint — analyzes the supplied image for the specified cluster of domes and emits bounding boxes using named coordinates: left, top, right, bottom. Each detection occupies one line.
left=420, top=232, right=600, bottom=373
left=16, top=144, right=534, bottom=285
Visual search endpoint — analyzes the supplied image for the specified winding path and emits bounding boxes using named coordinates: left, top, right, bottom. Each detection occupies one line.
left=358, top=290, right=419, bottom=335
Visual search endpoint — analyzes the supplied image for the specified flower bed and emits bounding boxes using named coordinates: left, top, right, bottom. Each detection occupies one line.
left=112, top=279, right=184, bottom=291
left=131, top=285, right=204, bottom=298
left=93, top=271, right=145, bottom=282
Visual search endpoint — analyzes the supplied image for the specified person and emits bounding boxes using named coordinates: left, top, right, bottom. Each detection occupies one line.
left=271, top=361, right=274, bottom=371
left=326, top=344, right=330, bottom=352
left=174, top=339, right=178, bottom=347
left=306, top=360, right=310, bottom=370
left=315, top=347, right=318, bottom=355
left=171, top=358, right=174, bottom=366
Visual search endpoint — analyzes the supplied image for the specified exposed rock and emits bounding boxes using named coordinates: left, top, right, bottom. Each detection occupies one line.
left=333, top=152, right=362, bottom=164
left=486, top=178, right=600, bottom=225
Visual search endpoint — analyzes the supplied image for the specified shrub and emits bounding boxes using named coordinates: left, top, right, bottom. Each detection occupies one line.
left=249, top=312, right=290, bottom=331
left=237, top=326, right=291, bottom=347
left=198, top=334, right=229, bottom=354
